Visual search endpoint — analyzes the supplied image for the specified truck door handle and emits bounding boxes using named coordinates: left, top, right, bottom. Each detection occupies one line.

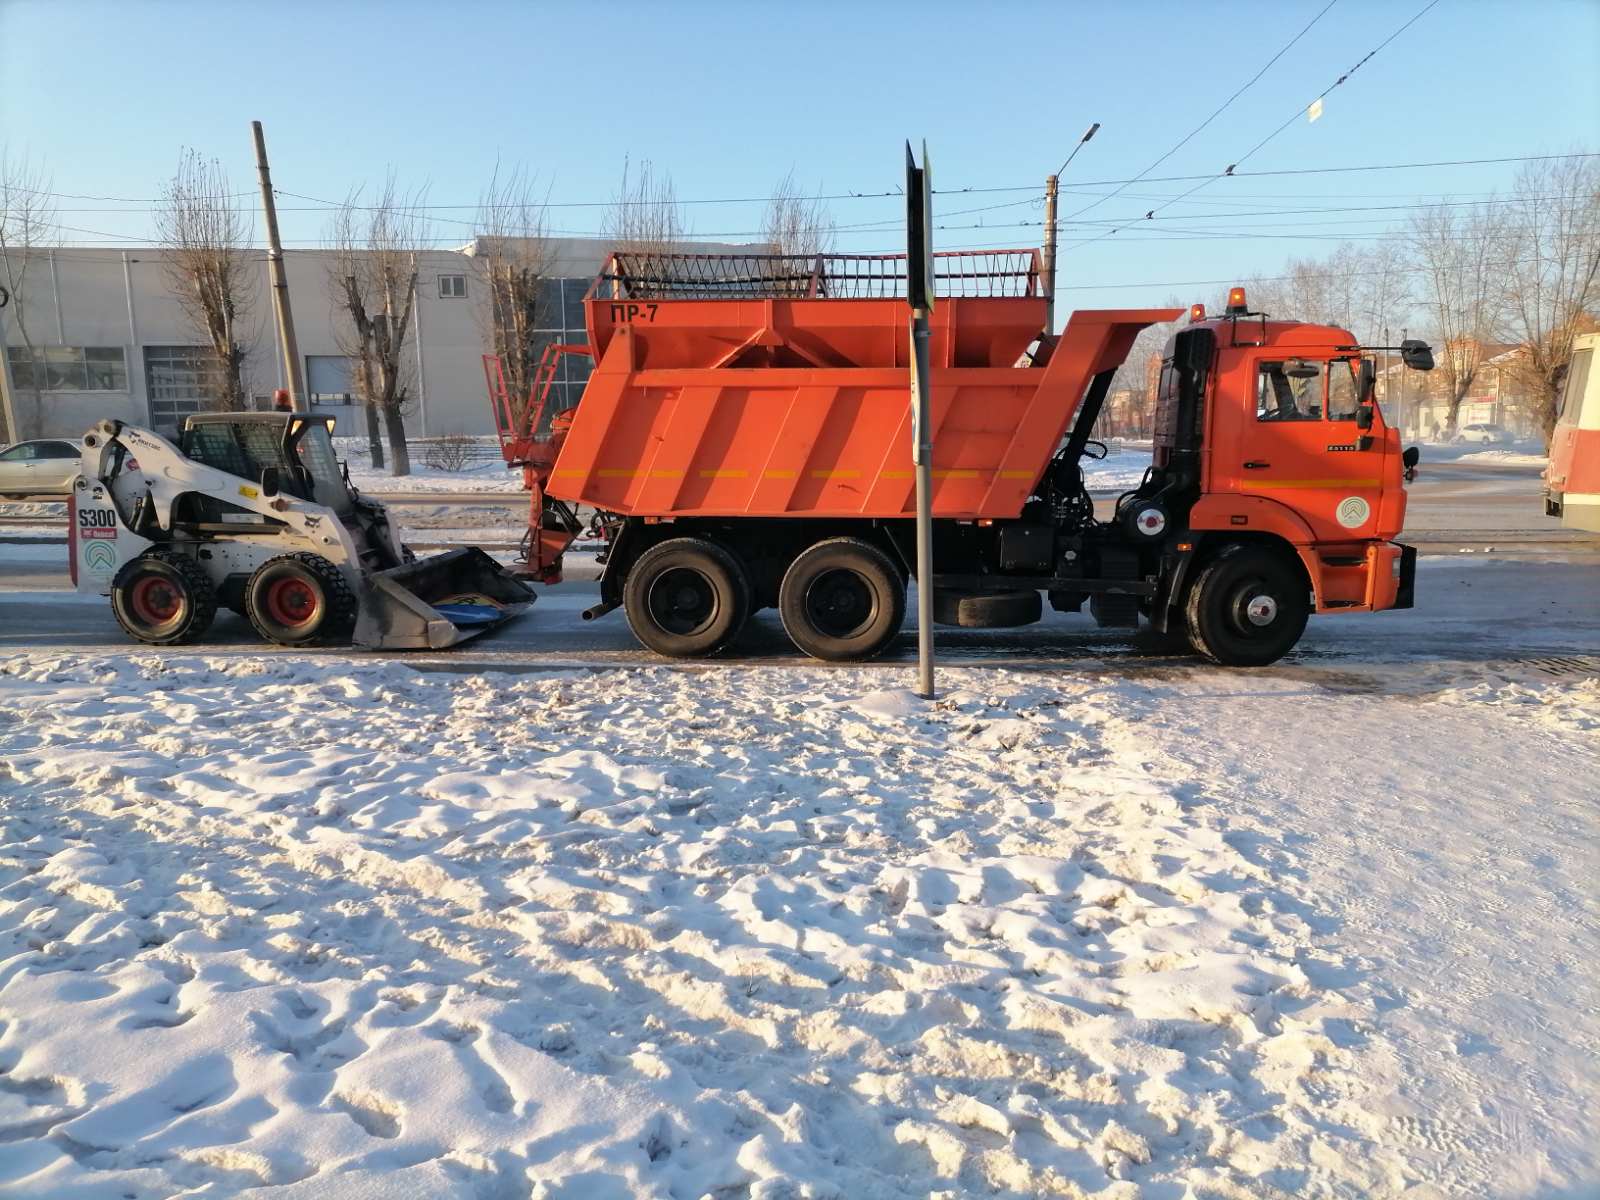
left=1243, top=460, right=1270, bottom=469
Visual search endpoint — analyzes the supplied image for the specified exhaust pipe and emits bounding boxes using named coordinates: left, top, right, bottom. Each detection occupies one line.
left=581, top=598, right=620, bottom=622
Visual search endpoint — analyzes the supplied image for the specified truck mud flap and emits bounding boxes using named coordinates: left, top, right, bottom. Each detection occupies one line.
left=353, top=547, right=535, bottom=650
left=1393, top=543, right=1417, bottom=610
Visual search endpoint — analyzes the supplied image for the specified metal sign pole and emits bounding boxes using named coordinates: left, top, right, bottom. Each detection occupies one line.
left=905, top=142, right=936, bottom=700
left=910, top=304, right=934, bottom=698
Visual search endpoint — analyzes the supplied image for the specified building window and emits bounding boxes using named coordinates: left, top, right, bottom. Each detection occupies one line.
left=144, top=345, right=214, bottom=430
left=6, top=346, right=128, bottom=392
left=306, top=355, right=356, bottom=405
left=439, top=273, right=467, bottom=299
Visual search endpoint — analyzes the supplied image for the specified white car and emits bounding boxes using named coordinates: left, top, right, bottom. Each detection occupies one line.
left=1452, top=423, right=1513, bottom=446
left=0, top=438, right=82, bottom=497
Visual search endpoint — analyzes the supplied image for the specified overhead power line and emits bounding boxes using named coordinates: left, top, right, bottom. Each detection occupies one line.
left=1069, top=0, right=1443, bottom=252
left=1063, top=0, right=1339, bottom=224
left=12, top=150, right=1592, bottom=214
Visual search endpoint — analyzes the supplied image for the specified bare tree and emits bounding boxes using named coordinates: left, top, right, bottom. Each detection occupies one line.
left=1409, top=200, right=1508, bottom=436
left=602, top=158, right=684, bottom=256
left=1499, top=156, right=1600, bottom=445
left=328, top=175, right=425, bottom=476
left=475, top=163, right=552, bottom=429
left=154, top=149, right=253, bottom=413
left=763, top=171, right=836, bottom=257
left=0, top=150, right=58, bottom=440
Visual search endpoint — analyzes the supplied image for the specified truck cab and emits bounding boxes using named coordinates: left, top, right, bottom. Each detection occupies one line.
left=1126, top=291, right=1428, bottom=660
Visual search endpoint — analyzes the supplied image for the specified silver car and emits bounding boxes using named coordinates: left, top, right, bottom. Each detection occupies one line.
left=0, top=439, right=82, bottom=497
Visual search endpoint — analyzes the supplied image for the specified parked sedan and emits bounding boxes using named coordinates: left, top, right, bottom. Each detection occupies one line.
left=1451, top=423, right=1513, bottom=446
left=0, top=438, right=82, bottom=497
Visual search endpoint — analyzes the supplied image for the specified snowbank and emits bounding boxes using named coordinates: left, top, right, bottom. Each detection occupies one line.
left=2, top=654, right=1593, bottom=1196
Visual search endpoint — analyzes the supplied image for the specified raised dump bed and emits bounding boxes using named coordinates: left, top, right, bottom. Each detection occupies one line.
left=549, top=251, right=1169, bottom=521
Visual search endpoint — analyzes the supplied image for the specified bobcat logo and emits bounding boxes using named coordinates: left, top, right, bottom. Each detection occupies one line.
left=1336, top=496, right=1371, bottom=530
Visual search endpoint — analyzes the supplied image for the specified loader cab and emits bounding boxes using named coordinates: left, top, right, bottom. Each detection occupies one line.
left=180, top=413, right=354, bottom=517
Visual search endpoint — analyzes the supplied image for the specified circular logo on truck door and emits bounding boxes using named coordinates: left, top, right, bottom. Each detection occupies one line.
left=1336, top=495, right=1371, bottom=529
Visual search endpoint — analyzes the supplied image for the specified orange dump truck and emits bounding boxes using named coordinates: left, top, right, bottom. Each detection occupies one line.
left=489, top=251, right=1435, bottom=665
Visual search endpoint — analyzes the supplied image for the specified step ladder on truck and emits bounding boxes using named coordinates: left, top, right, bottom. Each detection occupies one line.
left=486, top=251, right=1436, bottom=667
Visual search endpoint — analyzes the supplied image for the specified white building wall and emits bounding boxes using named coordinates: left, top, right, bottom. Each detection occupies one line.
left=3, top=238, right=755, bottom=443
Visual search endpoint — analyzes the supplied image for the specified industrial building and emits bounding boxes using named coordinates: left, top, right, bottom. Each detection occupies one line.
left=0, top=238, right=747, bottom=443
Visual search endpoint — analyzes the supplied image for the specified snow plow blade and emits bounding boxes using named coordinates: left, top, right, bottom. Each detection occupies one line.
left=353, top=547, right=535, bottom=650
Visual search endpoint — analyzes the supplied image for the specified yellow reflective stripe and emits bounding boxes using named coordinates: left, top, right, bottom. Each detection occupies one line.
left=1240, top=478, right=1380, bottom=489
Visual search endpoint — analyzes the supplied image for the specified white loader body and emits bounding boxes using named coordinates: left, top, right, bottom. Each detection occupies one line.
left=71, top=415, right=532, bottom=649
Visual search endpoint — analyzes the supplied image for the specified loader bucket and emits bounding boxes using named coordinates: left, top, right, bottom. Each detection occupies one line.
left=353, top=547, right=535, bottom=650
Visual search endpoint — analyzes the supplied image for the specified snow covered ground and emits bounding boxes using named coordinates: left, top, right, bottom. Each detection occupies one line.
left=1, top=652, right=1594, bottom=1198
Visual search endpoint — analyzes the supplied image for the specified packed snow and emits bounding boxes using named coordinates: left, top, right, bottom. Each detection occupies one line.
left=1, top=653, right=1593, bottom=1198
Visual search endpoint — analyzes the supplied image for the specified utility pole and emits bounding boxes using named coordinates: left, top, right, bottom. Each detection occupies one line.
left=251, top=120, right=304, bottom=406
left=1042, top=174, right=1059, bottom=332
left=0, top=295, right=18, bottom=443
left=1045, top=122, right=1099, bottom=335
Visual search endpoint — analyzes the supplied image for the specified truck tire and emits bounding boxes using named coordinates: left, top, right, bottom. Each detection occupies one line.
left=245, top=553, right=357, bottom=646
left=110, top=549, right=218, bottom=646
left=623, top=537, right=751, bottom=657
left=933, top=589, right=1041, bottom=628
left=779, top=538, right=905, bottom=661
left=1184, top=544, right=1309, bottom=667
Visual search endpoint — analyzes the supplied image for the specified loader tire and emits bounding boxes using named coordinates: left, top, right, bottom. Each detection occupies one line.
left=623, top=537, right=751, bottom=658
left=1184, top=544, right=1308, bottom=667
left=779, top=538, right=906, bottom=661
left=245, top=553, right=357, bottom=646
left=110, top=549, right=218, bottom=646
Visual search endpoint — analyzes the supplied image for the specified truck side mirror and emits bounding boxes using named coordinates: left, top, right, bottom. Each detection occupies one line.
left=1401, top=339, right=1434, bottom=371
left=259, top=466, right=280, bottom=498
left=1356, top=406, right=1374, bottom=430
left=1358, top=358, right=1376, bottom=403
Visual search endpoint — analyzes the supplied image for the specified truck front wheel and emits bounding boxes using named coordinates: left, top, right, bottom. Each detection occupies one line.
left=623, top=537, right=751, bottom=657
left=110, top=550, right=218, bottom=645
left=779, top=538, right=905, bottom=661
left=1184, top=545, right=1309, bottom=667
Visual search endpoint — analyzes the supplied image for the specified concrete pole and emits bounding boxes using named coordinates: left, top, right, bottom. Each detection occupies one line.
left=1042, top=174, right=1058, bottom=334
left=251, top=120, right=305, bottom=406
left=911, top=306, right=935, bottom=700
left=0, top=305, right=18, bottom=443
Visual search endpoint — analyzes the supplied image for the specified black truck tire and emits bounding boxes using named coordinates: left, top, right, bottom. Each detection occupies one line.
left=110, top=549, right=218, bottom=645
left=623, top=537, right=751, bottom=657
left=1184, top=544, right=1309, bottom=667
left=245, top=553, right=357, bottom=646
left=779, top=538, right=905, bottom=661
left=933, top=589, right=1042, bottom=629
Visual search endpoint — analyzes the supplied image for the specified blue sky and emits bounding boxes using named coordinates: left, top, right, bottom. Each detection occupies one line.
left=3, top=0, right=1596, bottom=311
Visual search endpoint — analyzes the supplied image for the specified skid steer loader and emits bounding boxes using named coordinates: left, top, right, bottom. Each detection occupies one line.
left=69, top=413, right=533, bottom=649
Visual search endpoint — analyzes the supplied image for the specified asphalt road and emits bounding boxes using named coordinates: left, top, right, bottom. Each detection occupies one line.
left=5, top=455, right=1597, bottom=676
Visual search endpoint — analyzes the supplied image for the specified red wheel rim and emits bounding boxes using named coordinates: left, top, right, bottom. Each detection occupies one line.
left=129, top=574, right=183, bottom=626
left=265, top=577, right=320, bottom=628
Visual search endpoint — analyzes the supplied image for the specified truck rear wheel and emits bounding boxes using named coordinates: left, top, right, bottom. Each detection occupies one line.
left=110, top=550, right=218, bottom=645
left=1184, top=545, right=1309, bottom=667
left=623, top=537, right=751, bottom=657
left=245, top=553, right=357, bottom=646
left=779, top=538, right=905, bottom=661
